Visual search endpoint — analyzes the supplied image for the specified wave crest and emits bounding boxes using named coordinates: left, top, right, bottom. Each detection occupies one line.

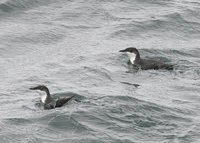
left=0, top=0, right=53, bottom=15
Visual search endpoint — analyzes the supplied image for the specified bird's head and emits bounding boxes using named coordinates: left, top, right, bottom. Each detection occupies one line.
left=119, top=47, right=140, bottom=64
left=29, top=85, right=49, bottom=92
left=119, top=47, right=139, bottom=54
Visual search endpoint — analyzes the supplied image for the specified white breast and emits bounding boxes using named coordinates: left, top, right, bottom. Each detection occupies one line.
left=41, top=95, right=47, bottom=103
left=127, top=52, right=136, bottom=64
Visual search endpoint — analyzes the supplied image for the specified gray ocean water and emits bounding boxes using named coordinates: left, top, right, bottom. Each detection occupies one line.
left=0, top=0, right=200, bottom=142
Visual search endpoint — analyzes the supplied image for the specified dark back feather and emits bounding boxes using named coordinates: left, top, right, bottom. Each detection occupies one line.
left=55, top=96, right=74, bottom=108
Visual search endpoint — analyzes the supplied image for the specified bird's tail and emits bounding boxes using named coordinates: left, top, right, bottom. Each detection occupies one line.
left=165, top=64, right=173, bottom=70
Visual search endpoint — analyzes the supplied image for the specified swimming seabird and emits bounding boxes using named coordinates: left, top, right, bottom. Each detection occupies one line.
left=119, top=47, right=173, bottom=70
left=30, top=85, right=75, bottom=109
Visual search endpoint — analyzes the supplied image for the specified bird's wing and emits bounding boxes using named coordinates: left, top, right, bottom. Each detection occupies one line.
left=140, top=59, right=173, bottom=70
left=44, top=101, right=56, bottom=110
left=55, top=96, right=74, bottom=108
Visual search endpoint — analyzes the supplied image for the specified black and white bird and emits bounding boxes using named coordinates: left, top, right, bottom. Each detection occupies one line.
left=119, top=47, right=173, bottom=70
left=30, top=85, right=75, bottom=109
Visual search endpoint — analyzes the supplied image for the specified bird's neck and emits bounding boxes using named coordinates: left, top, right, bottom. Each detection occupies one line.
left=42, top=89, right=52, bottom=103
left=135, top=51, right=140, bottom=62
left=45, top=88, right=51, bottom=97
left=127, top=52, right=140, bottom=64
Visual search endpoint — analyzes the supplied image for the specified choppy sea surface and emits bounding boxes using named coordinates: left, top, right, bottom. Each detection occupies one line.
left=0, top=0, right=200, bottom=142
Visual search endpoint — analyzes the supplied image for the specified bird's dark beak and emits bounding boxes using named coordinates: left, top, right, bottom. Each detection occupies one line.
left=119, top=49, right=126, bottom=52
left=29, top=87, right=38, bottom=90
